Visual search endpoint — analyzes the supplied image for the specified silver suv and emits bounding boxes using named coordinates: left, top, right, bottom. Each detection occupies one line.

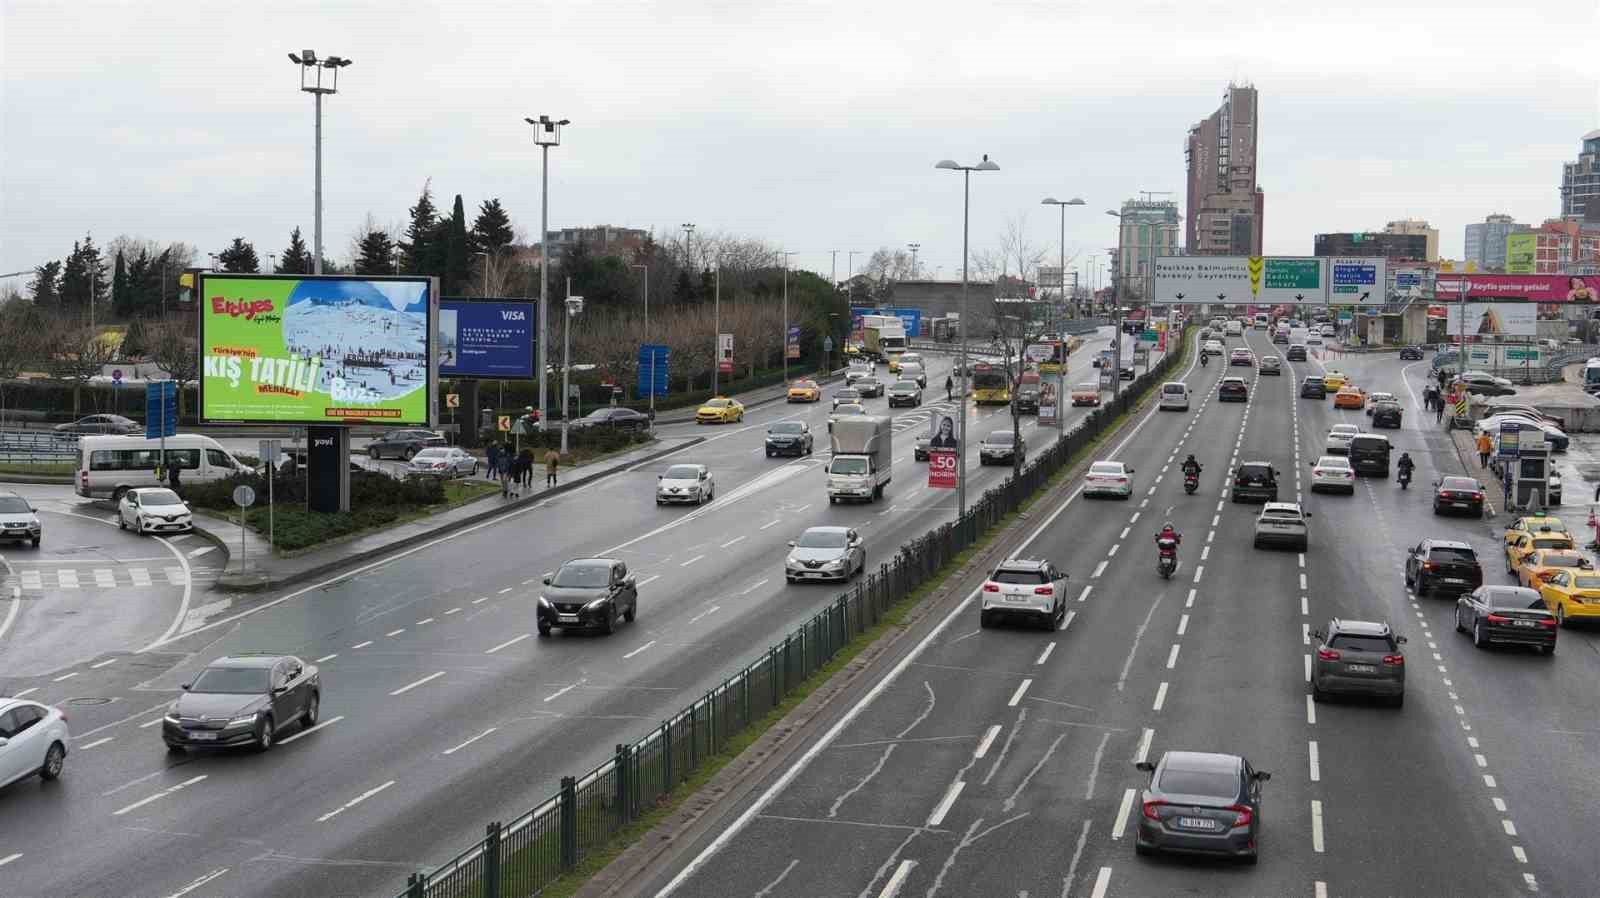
left=1310, top=619, right=1407, bottom=707
left=0, top=491, right=42, bottom=548
left=980, top=558, right=1067, bottom=630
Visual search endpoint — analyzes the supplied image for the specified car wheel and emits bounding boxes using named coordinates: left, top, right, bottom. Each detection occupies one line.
left=30, top=538, right=39, bottom=548
left=302, top=692, right=320, bottom=727
left=1241, top=851, right=1259, bottom=866
left=1390, top=693, right=1405, bottom=709
left=1455, top=607, right=1466, bottom=633
left=369, top=446, right=380, bottom=459
left=135, top=518, right=145, bottom=536
left=166, top=742, right=185, bottom=754
left=537, top=622, right=552, bottom=637
left=1556, top=605, right=1567, bottom=628
left=1541, top=643, right=1556, bottom=656
left=766, top=450, right=774, bottom=458
left=40, top=742, right=65, bottom=781
left=979, top=610, right=992, bottom=629
left=255, top=716, right=276, bottom=752
left=1253, top=537, right=1263, bottom=549
left=1472, top=620, right=1486, bottom=648
left=1311, top=678, right=1324, bottom=702
left=1135, top=841, right=1154, bottom=858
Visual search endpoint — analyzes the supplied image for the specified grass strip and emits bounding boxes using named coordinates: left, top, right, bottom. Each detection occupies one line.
left=0, top=462, right=74, bottom=476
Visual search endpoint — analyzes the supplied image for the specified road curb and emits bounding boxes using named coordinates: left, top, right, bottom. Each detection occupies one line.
left=211, top=437, right=709, bottom=593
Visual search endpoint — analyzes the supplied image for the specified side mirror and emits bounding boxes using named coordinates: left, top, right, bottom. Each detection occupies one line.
left=1126, top=467, right=1135, bottom=474
left=1303, top=511, right=1313, bottom=518
left=180, top=682, right=191, bottom=691
left=1253, top=771, right=1272, bottom=782
left=658, top=474, right=664, bottom=480
left=1396, top=636, right=1409, bottom=645
left=1135, top=761, right=1156, bottom=773
left=542, top=575, right=553, bottom=586
left=787, top=540, right=797, bottom=548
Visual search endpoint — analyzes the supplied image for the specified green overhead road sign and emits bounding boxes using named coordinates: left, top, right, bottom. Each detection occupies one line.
left=1139, top=330, right=1159, bottom=342
left=1264, top=259, right=1321, bottom=290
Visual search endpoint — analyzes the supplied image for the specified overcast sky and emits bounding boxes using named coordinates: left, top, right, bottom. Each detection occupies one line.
left=4, top=0, right=1597, bottom=290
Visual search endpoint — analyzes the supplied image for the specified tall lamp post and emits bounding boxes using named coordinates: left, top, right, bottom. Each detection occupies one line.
left=908, top=242, right=921, bottom=278
left=560, top=296, right=584, bottom=454
left=1040, top=196, right=1085, bottom=437
left=935, top=155, right=1000, bottom=517
left=781, top=251, right=798, bottom=383
left=526, top=115, right=570, bottom=432
left=287, top=50, right=351, bottom=275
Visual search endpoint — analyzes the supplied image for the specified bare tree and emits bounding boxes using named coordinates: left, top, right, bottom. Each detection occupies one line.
left=987, top=294, right=1056, bottom=478
left=47, top=318, right=119, bottom=415
left=0, top=299, right=45, bottom=427
left=148, top=319, right=199, bottom=419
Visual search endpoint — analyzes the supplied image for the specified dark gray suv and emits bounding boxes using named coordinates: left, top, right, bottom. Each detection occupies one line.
left=1311, top=619, right=1407, bottom=707
left=1230, top=461, right=1279, bottom=503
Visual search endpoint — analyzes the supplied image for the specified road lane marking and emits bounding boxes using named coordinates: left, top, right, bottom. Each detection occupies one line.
left=1503, top=819, right=1518, bottom=836
left=52, top=672, right=77, bottom=682
left=688, top=605, right=721, bottom=624
left=352, top=640, right=373, bottom=649
left=1185, top=588, right=1196, bottom=608
left=1177, top=614, right=1189, bottom=636
left=741, top=578, right=771, bottom=595
left=1152, top=682, right=1168, bottom=711
left=1475, top=753, right=1488, bottom=767
left=161, top=868, right=230, bottom=898
left=1298, top=552, right=1306, bottom=568
left=80, top=737, right=114, bottom=750
left=974, top=725, right=1000, bottom=759
left=680, top=554, right=705, bottom=567
left=444, top=607, right=462, bottom=615
left=544, top=682, right=580, bottom=702
left=926, top=781, right=965, bottom=826
left=1134, top=728, right=1154, bottom=764
left=1091, top=561, right=1107, bottom=579
left=1306, top=694, right=1317, bottom=725
left=1299, top=573, right=1308, bottom=591
left=1311, top=799, right=1325, bottom=852
left=1107, top=544, right=1119, bottom=557
left=720, top=536, right=746, bottom=548
left=878, top=860, right=916, bottom=898
left=1165, top=645, right=1180, bottom=668
left=389, top=671, right=445, bottom=696
left=473, top=597, right=489, bottom=604
left=114, top=775, right=207, bottom=816
left=90, top=658, right=117, bottom=669
left=1111, top=788, right=1136, bottom=839
left=139, top=717, right=164, bottom=729
left=93, top=568, right=116, bottom=588
left=497, top=587, right=514, bottom=594
left=1062, top=611, right=1076, bottom=631
left=760, top=520, right=782, bottom=530
left=316, top=779, right=396, bottom=823
left=442, top=728, right=498, bottom=756
left=1309, top=740, right=1321, bottom=781
left=1485, top=774, right=1497, bottom=788
left=1035, top=643, right=1056, bottom=665
left=1304, top=654, right=1312, bottom=682
left=623, top=640, right=657, bottom=659
left=1316, top=881, right=1328, bottom=898
left=486, top=634, right=531, bottom=654
left=1200, top=545, right=1210, bottom=561
left=637, top=575, right=661, bottom=588
left=1007, top=679, right=1033, bottom=707
left=0, top=853, right=21, bottom=868
left=186, top=545, right=216, bottom=559
left=279, top=715, right=344, bottom=745
left=1192, top=565, right=1203, bottom=583
left=1301, top=595, right=1309, bottom=615
left=1077, top=586, right=1093, bottom=603
left=1090, top=867, right=1113, bottom=898
left=1302, top=623, right=1311, bottom=645
left=385, top=628, right=405, bottom=637
left=416, top=617, right=435, bottom=626
left=313, top=653, right=337, bottom=664
left=1513, top=846, right=1527, bottom=863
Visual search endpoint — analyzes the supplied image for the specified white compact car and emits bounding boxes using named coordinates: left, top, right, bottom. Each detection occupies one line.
left=1159, top=382, right=1190, bottom=411
left=1310, top=455, right=1356, bottom=494
left=1084, top=460, right=1135, bottom=498
left=0, top=697, right=69, bottom=789
left=785, top=526, right=865, bottom=582
left=1325, top=424, right=1361, bottom=456
left=1253, top=502, right=1312, bottom=550
left=656, top=463, right=715, bottom=506
left=117, top=487, right=193, bottom=535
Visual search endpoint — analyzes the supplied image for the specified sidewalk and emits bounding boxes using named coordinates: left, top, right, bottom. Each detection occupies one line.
left=199, top=434, right=705, bottom=592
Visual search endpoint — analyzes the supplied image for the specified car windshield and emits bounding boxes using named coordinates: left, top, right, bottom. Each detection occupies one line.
left=993, top=567, right=1048, bottom=584
left=1329, top=634, right=1393, bottom=653
left=836, top=390, right=860, bottom=398
left=190, top=666, right=270, bottom=694
left=552, top=563, right=612, bottom=588
left=1331, top=426, right=1358, bottom=435
left=1158, top=767, right=1236, bottom=798
left=138, top=489, right=182, bottom=506
left=583, top=409, right=613, bottom=420
left=797, top=529, right=849, bottom=549
left=894, top=381, right=918, bottom=390
left=834, top=405, right=863, bottom=415
left=0, top=496, right=31, bottom=513
left=663, top=465, right=702, bottom=479
left=830, top=457, right=868, bottom=475
left=1076, top=383, right=1097, bottom=391
left=1163, top=384, right=1185, bottom=394
left=704, top=399, right=729, bottom=408
left=1304, top=376, right=1323, bottom=384
left=793, top=381, right=816, bottom=389
left=1532, top=538, right=1572, bottom=550
left=1574, top=576, right=1600, bottom=589
left=1541, top=555, right=1583, bottom=567
left=1089, top=462, right=1122, bottom=475
left=1441, top=478, right=1479, bottom=491
left=415, top=449, right=449, bottom=459
left=985, top=432, right=1014, bottom=445
left=770, top=422, right=804, bottom=434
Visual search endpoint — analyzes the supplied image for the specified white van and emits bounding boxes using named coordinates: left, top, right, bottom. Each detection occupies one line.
left=76, top=434, right=247, bottom=500
left=1224, top=320, right=1244, bottom=337
left=1159, top=382, right=1191, bottom=411
left=1253, top=314, right=1268, bottom=330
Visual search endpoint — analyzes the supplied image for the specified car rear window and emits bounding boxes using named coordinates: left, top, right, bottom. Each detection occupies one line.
left=1089, top=462, right=1122, bottom=475
left=1237, top=465, right=1272, bottom=481
left=1575, top=575, right=1600, bottom=589
left=1440, top=478, right=1480, bottom=491
left=992, top=568, right=1048, bottom=584
left=1350, top=437, right=1389, bottom=452
left=1428, top=546, right=1478, bottom=564
left=1532, top=538, right=1572, bottom=550
left=1329, top=634, right=1394, bottom=653
left=1163, top=384, right=1186, bottom=394
left=1158, top=768, right=1237, bottom=797
left=1262, top=508, right=1301, bottom=520
left=1541, top=554, right=1584, bottom=567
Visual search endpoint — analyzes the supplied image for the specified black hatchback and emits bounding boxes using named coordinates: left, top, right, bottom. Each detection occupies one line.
left=1230, top=462, right=1278, bottom=503
left=1370, top=401, right=1403, bottom=429
left=1405, top=539, right=1483, bottom=596
left=1399, top=345, right=1425, bottom=360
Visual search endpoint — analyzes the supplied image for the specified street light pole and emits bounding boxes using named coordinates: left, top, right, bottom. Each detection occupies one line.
left=782, top=251, right=798, bottom=384
left=1041, top=196, right=1085, bottom=437
left=561, top=291, right=584, bottom=454
left=908, top=242, right=921, bottom=279
left=936, top=156, right=1000, bottom=518
left=526, top=115, right=569, bottom=433
left=288, top=50, right=351, bottom=275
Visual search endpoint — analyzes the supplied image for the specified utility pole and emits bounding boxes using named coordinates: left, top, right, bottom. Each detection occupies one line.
left=908, top=242, right=921, bottom=279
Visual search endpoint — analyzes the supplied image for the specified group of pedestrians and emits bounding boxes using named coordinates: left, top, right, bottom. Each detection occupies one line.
left=484, top=441, right=562, bottom=498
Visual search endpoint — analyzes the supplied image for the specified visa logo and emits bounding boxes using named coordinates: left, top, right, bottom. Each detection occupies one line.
left=501, top=310, right=527, bottom=321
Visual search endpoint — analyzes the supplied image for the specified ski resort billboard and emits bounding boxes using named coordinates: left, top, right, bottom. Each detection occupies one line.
left=198, top=274, right=436, bottom=426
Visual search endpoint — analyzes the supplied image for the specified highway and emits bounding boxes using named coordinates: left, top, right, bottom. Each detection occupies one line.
left=638, top=328, right=1599, bottom=898
left=0, top=328, right=1159, bottom=898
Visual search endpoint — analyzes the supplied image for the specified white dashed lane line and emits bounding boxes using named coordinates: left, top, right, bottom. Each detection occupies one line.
left=315, top=779, right=395, bottom=823
left=389, top=671, right=445, bottom=696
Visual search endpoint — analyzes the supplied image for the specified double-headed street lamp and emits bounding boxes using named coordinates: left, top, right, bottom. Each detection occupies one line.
left=1040, top=196, right=1086, bottom=437
left=287, top=50, right=352, bottom=276
left=935, top=155, right=999, bottom=518
left=526, top=115, right=570, bottom=432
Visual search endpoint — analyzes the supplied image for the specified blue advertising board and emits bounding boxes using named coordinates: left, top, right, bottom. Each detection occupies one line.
left=438, top=299, right=536, bottom=379
left=145, top=381, right=178, bottom=439
left=637, top=344, right=670, bottom=398
left=882, top=307, right=923, bottom=337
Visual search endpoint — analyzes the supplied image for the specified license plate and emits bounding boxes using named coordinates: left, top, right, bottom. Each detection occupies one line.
left=1347, top=663, right=1376, bottom=673
left=1444, top=578, right=1465, bottom=584
left=1004, top=595, right=1029, bottom=603
left=1453, top=502, right=1471, bottom=508
left=1177, top=817, right=1218, bottom=830
left=1512, top=619, right=1537, bottom=628
left=557, top=614, right=579, bottom=623
left=188, top=731, right=218, bottom=741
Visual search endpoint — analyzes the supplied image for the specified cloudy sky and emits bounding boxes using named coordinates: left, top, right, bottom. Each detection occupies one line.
left=3, top=0, right=1597, bottom=290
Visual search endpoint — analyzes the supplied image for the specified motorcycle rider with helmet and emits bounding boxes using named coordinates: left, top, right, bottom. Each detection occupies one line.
left=1397, top=451, right=1416, bottom=488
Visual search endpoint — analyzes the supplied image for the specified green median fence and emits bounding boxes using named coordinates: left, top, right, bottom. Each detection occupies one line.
left=397, top=334, right=1191, bottom=898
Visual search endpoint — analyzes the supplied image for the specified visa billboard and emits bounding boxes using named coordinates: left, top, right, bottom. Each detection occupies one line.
left=438, top=299, right=536, bottom=379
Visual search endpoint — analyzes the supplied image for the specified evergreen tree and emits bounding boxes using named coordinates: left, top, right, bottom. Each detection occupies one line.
left=217, top=237, right=260, bottom=273
left=444, top=194, right=470, bottom=295
left=672, top=269, right=696, bottom=305
left=59, top=235, right=104, bottom=309
left=471, top=198, right=514, bottom=254
left=400, top=181, right=439, bottom=275
left=354, top=230, right=397, bottom=275
left=30, top=261, right=61, bottom=306
left=121, top=316, right=149, bottom=358
left=112, top=251, right=130, bottom=317
left=278, top=227, right=312, bottom=274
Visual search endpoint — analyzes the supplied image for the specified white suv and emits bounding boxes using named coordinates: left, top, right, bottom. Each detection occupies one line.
left=980, top=558, right=1068, bottom=630
left=1159, top=382, right=1190, bottom=411
left=0, top=698, right=69, bottom=789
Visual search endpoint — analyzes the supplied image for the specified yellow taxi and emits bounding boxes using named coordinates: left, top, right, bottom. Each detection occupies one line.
left=1322, top=370, right=1348, bottom=390
left=1332, top=386, right=1366, bottom=409
left=887, top=354, right=905, bottom=374
left=1503, top=514, right=1569, bottom=547
left=1516, top=548, right=1592, bottom=589
left=1535, top=566, right=1600, bottom=626
left=786, top=379, right=821, bottom=403
left=1505, top=530, right=1578, bottom=578
left=695, top=397, right=745, bottom=425
left=843, top=342, right=861, bottom=357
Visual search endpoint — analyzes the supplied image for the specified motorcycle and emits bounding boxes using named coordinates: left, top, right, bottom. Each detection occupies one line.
left=1156, top=537, right=1179, bottom=579
left=1200, top=353, right=1209, bottom=368
left=1183, top=471, right=1199, bottom=495
left=1398, top=467, right=1413, bottom=490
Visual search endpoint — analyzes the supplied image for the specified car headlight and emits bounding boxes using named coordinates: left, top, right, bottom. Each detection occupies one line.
left=226, top=712, right=259, bottom=728
left=824, top=559, right=845, bottom=568
left=537, top=595, right=554, bottom=609
left=583, top=597, right=612, bottom=611
left=164, top=709, right=181, bottom=723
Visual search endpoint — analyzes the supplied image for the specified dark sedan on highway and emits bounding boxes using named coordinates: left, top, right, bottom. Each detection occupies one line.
left=1370, top=401, right=1403, bottom=429
left=1135, top=750, right=1269, bottom=864
left=1399, top=345, right=1425, bottom=360
left=537, top=558, right=638, bottom=636
left=1455, top=585, right=1557, bottom=655
left=54, top=414, right=140, bottom=435
left=366, top=429, right=447, bottom=460
left=572, top=407, right=651, bottom=432
left=1432, top=476, right=1486, bottom=517
left=1406, top=538, right=1483, bottom=596
left=765, top=421, right=814, bottom=457
left=163, top=654, right=320, bottom=752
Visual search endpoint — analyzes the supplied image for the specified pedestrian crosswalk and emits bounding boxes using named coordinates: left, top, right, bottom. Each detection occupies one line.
left=10, top=566, right=216, bottom=591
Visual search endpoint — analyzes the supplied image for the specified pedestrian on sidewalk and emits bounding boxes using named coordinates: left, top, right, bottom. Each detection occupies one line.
left=486, top=441, right=501, bottom=481
left=945, top=375, right=954, bottom=401
left=1476, top=432, right=1493, bottom=469
left=518, top=448, right=535, bottom=491
left=1436, top=394, right=1447, bottom=426
left=499, top=451, right=515, bottom=497
left=545, top=448, right=560, bottom=488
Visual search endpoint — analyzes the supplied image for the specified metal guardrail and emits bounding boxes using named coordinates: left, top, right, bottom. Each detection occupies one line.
left=0, top=429, right=78, bottom=465
left=393, top=333, right=1193, bottom=898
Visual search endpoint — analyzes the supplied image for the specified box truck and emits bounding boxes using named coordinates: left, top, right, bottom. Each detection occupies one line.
left=828, top=415, right=892, bottom=503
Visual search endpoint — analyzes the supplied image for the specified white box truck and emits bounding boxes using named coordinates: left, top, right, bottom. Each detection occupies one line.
left=828, top=415, right=892, bottom=503
left=861, top=315, right=908, bottom=361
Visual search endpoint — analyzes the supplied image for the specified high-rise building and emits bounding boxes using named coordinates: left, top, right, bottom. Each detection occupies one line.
left=1560, top=130, right=1600, bottom=221
left=1313, top=232, right=1427, bottom=259
left=1383, top=219, right=1438, bottom=262
left=1111, top=197, right=1181, bottom=300
left=1185, top=84, right=1263, bottom=256
left=1464, top=213, right=1531, bottom=271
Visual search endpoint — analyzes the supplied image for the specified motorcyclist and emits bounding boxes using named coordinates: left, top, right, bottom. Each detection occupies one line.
left=1155, top=522, right=1181, bottom=551
left=1397, top=451, right=1415, bottom=482
left=1200, top=350, right=1209, bottom=367
left=1181, top=455, right=1202, bottom=478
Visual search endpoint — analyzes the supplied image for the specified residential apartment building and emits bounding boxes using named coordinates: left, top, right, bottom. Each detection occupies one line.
left=1531, top=218, right=1600, bottom=274
left=1463, top=213, right=1531, bottom=272
left=532, top=225, right=649, bottom=264
left=1561, top=130, right=1600, bottom=221
left=1185, top=84, right=1264, bottom=256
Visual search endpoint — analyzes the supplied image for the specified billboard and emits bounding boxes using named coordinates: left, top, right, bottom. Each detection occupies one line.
left=1329, top=257, right=1387, bottom=304
left=438, top=299, right=535, bottom=379
left=1443, top=302, right=1538, bottom=337
left=199, top=274, right=435, bottom=426
left=1153, top=256, right=1326, bottom=304
left=1506, top=234, right=1537, bottom=274
left=1435, top=274, right=1599, bottom=302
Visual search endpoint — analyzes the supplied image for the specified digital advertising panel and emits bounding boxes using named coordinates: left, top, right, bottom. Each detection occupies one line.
left=1153, top=256, right=1326, bottom=304
left=438, top=299, right=535, bottom=379
left=1443, top=302, right=1538, bottom=337
left=1505, top=234, right=1537, bottom=274
left=199, top=274, right=435, bottom=425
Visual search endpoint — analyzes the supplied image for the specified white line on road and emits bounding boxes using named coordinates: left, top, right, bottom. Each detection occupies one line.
left=316, top=780, right=396, bottom=823
left=1177, top=614, right=1189, bottom=636
left=1306, top=694, right=1317, bottom=725
left=974, top=725, right=1001, bottom=759
left=638, top=575, right=661, bottom=588
left=1008, top=679, right=1033, bottom=707
left=80, top=737, right=114, bottom=750
left=1309, top=740, right=1321, bottom=781
left=1119, top=527, right=1129, bottom=540
left=1315, top=882, right=1328, bottom=898
left=1062, top=610, right=1076, bottom=631
left=926, top=781, right=966, bottom=827
left=680, top=554, right=705, bottom=567
left=1301, top=595, right=1309, bottom=615
left=1107, top=544, right=1119, bottom=557
left=1298, top=552, right=1306, bottom=568
left=485, top=634, right=531, bottom=654
left=385, top=628, right=405, bottom=637
left=741, top=578, right=771, bottom=595
left=313, top=653, right=337, bottom=664
left=688, top=605, right=721, bottom=624
left=1302, top=622, right=1311, bottom=645
left=1503, top=819, right=1518, bottom=836
left=161, top=868, right=230, bottom=898
left=623, top=640, right=657, bottom=659
left=113, top=775, right=207, bottom=816
left=720, top=536, right=746, bottom=548
left=1299, top=573, right=1308, bottom=590
left=1091, top=561, right=1108, bottom=579
left=497, top=587, right=514, bottom=594
left=90, top=657, right=116, bottom=669
left=1513, top=845, right=1528, bottom=863
left=442, top=728, right=498, bottom=756
left=416, top=617, right=435, bottom=626
left=1134, top=728, right=1154, bottom=764
left=544, top=682, right=580, bottom=703
left=1475, top=753, right=1488, bottom=767
left=186, top=545, right=216, bottom=559
left=1311, top=799, right=1325, bottom=852
left=389, top=671, right=445, bottom=696
left=444, top=607, right=462, bottom=615
left=1211, top=514, right=1220, bottom=527
left=279, top=715, right=344, bottom=745
left=1304, top=654, right=1312, bottom=682
left=473, top=597, right=489, bottom=604
left=52, top=672, right=77, bottom=682
left=1185, top=588, right=1196, bottom=608
left=1035, top=643, right=1056, bottom=665
left=1089, top=867, right=1113, bottom=898
left=878, top=860, right=916, bottom=898
left=1192, top=565, right=1204, bottom=583
left=1153, top=682, right=1168, bottom=711
left=760, top=520, right=782, bottom=530
left=1077, top=585, right=1093, bottom=602
left=352, top=640, right=373, bottom=649
left=139, top=717, right=164, bottom=729
left=1486, top=774, right=1497, bottom=788
left=1165, top=644, right=1180, bottom=668
left=1200, top=545, right=1210, bottom=561
left=0, top=853, right=22, bottom=868
left=1111, top=788, right=1136, bottom=839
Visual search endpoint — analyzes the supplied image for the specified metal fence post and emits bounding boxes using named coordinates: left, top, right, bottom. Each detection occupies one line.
left=689, top=702, right=699, bottom=770
left=662, top=720, right=672, bottom=789
left=407, top=873, right=425, bottom=898
left=559, top=776, right=578, bottom=870
left=483, top=821, right=502, bottom=898
left=770, top=646, right=780, bottom=708
left=615, top=744, right=631, bottom=824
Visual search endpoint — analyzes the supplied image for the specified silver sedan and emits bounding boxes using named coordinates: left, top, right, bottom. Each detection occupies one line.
left=405, top=447, right=478, bottom=479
